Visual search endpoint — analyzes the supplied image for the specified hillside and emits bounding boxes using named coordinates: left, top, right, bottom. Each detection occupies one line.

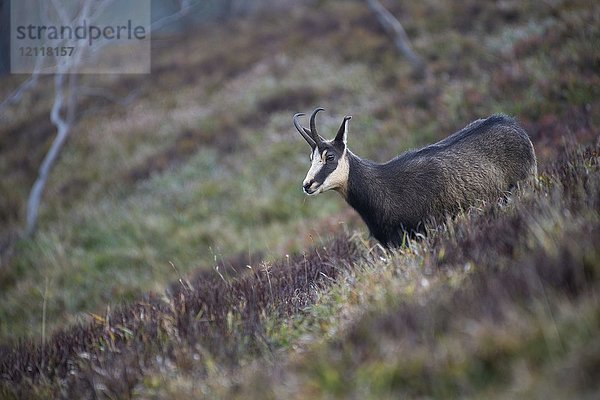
left=1, top=0, right=599, bottom=398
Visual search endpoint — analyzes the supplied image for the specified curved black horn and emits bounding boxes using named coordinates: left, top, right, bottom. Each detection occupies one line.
left=293, top=113, right=316, bottom=148
left=309, top=108, right=325, bottom=143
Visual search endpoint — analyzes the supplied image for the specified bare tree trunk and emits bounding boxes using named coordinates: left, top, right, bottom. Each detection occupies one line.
left=25, top=73, right=78, bottom=236
left=18, top=0, right=194, bottom=236
left=365, top=0, right=428, bottom=78
left=22, top=0, right=92, bottom=237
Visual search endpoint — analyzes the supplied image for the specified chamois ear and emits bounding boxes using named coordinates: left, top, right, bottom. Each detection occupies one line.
left=334, top=116, right=352, bottom=145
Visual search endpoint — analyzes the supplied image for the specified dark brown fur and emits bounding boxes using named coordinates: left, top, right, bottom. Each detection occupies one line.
left=342, top=115, right=537, bottom=247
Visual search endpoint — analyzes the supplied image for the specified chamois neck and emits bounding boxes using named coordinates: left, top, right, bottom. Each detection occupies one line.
left=345, top=151, right=385, bottom=211
left=345, top=150, right=405, bottom=246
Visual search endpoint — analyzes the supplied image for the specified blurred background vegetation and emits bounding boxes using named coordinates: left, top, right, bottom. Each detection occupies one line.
left=0, top=0, right=598, bottom=397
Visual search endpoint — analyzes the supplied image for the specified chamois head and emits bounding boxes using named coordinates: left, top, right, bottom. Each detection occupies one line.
left=293, top=108, right=352, bottom=196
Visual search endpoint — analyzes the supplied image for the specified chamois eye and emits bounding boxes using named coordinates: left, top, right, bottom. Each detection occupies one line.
left=326, top=154, right=335, bottom=162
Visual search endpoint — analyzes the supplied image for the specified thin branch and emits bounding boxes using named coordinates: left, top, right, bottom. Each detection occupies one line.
left=0, top=51, right=47, bottom=114
left=365, top=0, right=428, bottom=78
left=0, top=74, right=41, bottom=114
left=151, top=0, right=197, bottom=32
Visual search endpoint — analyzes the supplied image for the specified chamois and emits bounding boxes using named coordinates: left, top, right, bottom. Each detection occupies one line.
left=293, top=108, right=537, bottom=247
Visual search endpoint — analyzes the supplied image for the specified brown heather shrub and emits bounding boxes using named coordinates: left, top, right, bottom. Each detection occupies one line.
left=0, top=234, right=363, bottom=398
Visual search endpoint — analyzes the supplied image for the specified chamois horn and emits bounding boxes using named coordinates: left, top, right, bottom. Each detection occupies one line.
left=309, top=107, right=325, bottom=144
left=293, top=113, right=316, bottom=148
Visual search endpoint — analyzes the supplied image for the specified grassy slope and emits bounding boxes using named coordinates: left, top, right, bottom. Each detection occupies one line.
left=0, top=0, right=599, bottom=397
left=1, top=141, right=598, bottom=399
left=225, top=145, right=600, bottom=400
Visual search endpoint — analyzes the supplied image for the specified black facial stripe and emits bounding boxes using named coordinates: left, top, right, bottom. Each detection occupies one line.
left=314, top=159, right=338, bottom=184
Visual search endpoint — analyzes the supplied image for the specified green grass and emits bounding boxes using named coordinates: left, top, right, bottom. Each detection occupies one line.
left=0, top=0, right=599, bottom=397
